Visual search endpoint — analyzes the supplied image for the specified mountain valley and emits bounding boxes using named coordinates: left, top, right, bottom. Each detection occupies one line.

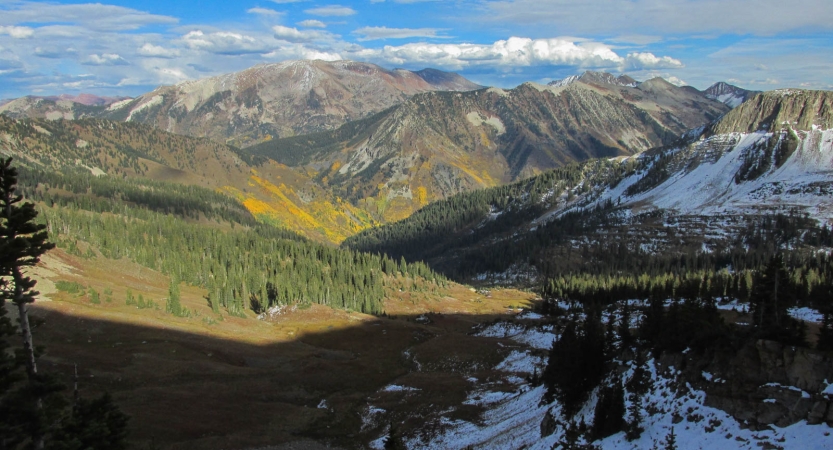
left=1, top=60, right=832, bottom=450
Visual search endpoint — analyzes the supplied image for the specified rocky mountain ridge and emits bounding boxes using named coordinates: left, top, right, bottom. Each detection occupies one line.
left=0, top=60, right=482, bottom=148
left=343, top=88, right=833, bottom=280
left=249, top=72, right=729, bottom=222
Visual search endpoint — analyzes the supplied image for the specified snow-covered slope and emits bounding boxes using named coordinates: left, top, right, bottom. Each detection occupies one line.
left=619, top=128, right=833, bottom=222
left=365, top=311, right=833, bottom=449
left=566, top=89, right=833, bottom=226
left=548, top=71, right=638, bottom=88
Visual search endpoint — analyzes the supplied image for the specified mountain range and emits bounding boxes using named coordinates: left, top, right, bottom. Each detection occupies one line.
left=1, top=63, right=745, bottom=238
left=246, top=70, right=729, bottom=222
left=0, top=60, right=481, bottom=148
left=345, top=88, right=833, bottom=281
left=1, top=59, right=831, bottom=450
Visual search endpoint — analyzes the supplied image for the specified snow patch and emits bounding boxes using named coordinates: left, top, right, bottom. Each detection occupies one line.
left=126, top=95, right=164, bottom=121
left=789, top=307, right=824, bottom=323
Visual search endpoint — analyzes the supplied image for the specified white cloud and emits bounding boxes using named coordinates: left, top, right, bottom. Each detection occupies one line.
left=0, top=26, right=34, bottom=39
left=304, top=5, right=356, bottom=16
left=83, top=53, right=129, bottom=66
left=270, top=0, right=307, bottom=3
left=247, top=7, right=282, bottom=16
left=349, top=37, right=679, bottom=72
left=298, top=20, right=326, bottom=28
left=181, top=30, right=274, bottom=55
left=0, top=57, right=23, bottom=71
left=353, top=26, right=447, bottom=41
left=137, top=43, right=180, bottom=58
left=624, top=52, right=683, bottom=70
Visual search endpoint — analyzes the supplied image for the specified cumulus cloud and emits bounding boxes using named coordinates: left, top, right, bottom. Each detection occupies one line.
left=349, top=37, right=680, bottom=72
left=137, top=43, right=180, bottom=58
left=304, top=5, right=356, bottom=16
left=83, top=53, right=129, bottom=66
left=353, top=26, right=447, bottom=41
left=624, top=52, right=683, bottom=70
left=0, top=26, right=34, bottom=39
left=298, top=20, right=326, bottom=28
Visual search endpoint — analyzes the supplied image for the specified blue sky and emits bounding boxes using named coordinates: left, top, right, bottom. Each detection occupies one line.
left=1, top=0, right=832, bottom=99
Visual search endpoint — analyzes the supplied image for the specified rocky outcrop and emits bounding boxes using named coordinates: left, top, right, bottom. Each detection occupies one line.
left=665, top=340, right=833, bottom=430
left=709, top=89, right=833, bottom=135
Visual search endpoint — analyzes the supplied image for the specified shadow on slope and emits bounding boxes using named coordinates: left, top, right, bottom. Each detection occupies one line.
left=28, top=301, right=540, bottom=450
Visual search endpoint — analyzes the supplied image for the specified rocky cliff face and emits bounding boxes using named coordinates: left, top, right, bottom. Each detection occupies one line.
left=709, top=89, right=833, bottom=135
left=662, top=340, right=833, bottom=430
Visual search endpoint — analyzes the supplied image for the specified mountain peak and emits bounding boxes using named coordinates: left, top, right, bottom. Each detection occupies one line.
left=548, top=71, right=637, bottom=88
left=413, top=68, right=484, bottom=91
left=709, top=89, right=833, bottom=134
left=703, top=82, right=760, bottom=108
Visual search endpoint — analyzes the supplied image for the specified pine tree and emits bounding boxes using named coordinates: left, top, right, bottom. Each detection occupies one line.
left=166, top=277, right=184, bottom=317
left=750, top=254, right=805, bottom=344
left=0, top=158, right=129, bottom=449
left=592, top=381, right=625, bottom=439
left=662, top=427, right=677, bottom=450
left=0, top=157, right=56, bottom=448
left=47, top=393, right=129, bottom=450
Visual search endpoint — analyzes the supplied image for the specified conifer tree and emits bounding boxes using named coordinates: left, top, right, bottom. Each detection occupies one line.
left=592, top=381, right=625, bottom=439
left=750, top=254, right=805, bottom=344
left=662, top=427, right=677, bottom=450
left=0, top=158, right=129, bottom=449
left=166, top=277, right=184, bottom=317
left=0, top=157, right=57, bottom=448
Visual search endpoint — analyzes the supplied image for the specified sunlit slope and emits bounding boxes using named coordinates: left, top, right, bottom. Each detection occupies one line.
left=0, top=116, right=373, bottom=242
left=249, top=74, right=728, bottom=222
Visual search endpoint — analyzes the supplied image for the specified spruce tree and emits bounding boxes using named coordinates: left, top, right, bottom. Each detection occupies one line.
left=662, top=427, right=677, bottom=450
left=166, top=277, right=184, bottom=317
left=591, top=381, right=625, bottom=439
left=750, top=254, right=805, bottom=344
left=0, top=157, right=57, bottom=448
left=0, top=158, right=129, bottom=449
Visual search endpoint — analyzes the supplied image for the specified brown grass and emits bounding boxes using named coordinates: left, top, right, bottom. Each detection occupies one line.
left=22, top=249, right=536, bottom=449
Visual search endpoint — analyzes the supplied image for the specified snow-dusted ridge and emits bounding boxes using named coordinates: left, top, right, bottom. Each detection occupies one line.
left=617, top=128, right=833, bottom=223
